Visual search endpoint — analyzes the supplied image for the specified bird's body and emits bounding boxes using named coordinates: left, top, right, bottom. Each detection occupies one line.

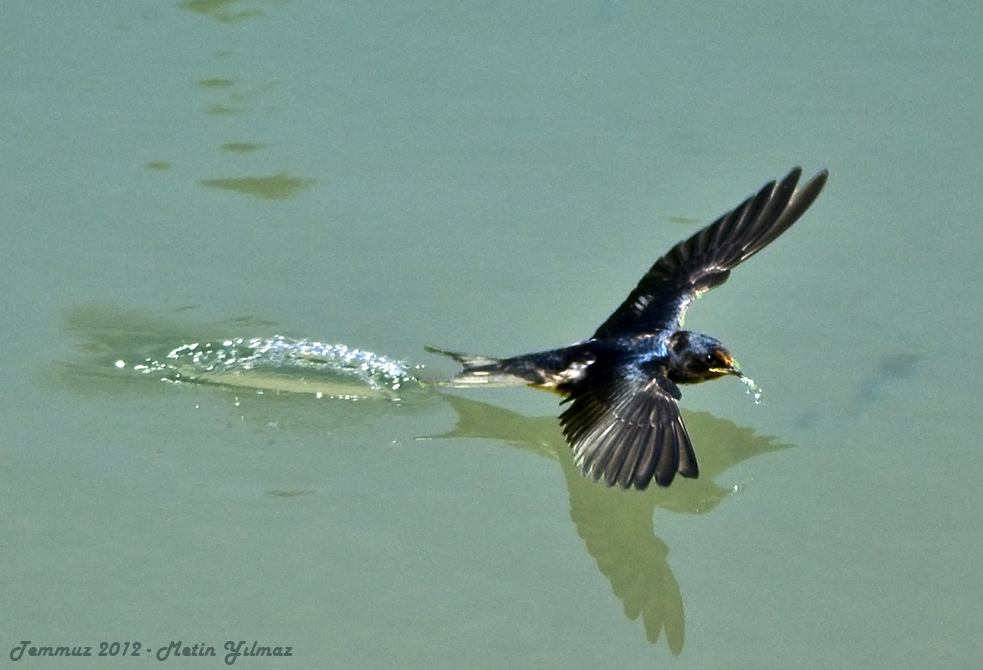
left=428, top=167, right=828, bottom=490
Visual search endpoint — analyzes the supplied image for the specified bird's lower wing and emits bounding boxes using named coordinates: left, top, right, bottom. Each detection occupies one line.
left=559, top=362, right=697, bottom=489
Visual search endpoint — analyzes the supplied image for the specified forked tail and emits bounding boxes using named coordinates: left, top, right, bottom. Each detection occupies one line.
left=424, top=345, right=533, bottom=387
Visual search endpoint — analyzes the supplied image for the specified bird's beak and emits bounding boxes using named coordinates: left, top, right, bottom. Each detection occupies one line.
left=710, top=355, right=742, bottom=377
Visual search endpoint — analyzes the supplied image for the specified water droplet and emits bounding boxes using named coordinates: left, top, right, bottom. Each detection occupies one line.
left=739, top=375, right=763, bottom=404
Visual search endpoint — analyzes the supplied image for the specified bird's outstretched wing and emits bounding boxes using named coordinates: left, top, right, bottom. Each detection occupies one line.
left=593, top=167, right=828, bottom=340
left=560, top=355, right=697, bottom=489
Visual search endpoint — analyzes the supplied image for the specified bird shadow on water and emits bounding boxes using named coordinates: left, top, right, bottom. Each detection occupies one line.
left=52, top=302, right=791, bottom=654
left=423, top=393, right=789, bottom=653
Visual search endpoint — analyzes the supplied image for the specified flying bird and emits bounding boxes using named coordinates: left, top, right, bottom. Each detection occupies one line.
left=427, top=167, right=828, bottom=489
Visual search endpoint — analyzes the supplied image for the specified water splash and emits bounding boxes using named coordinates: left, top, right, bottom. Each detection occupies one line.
left=126, top=336, right=417, bottom=400
left=739, top=374, right=763, bottom=404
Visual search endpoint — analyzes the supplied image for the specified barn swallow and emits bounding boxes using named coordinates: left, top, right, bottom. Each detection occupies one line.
left=427, top=167, right=828, bottom=490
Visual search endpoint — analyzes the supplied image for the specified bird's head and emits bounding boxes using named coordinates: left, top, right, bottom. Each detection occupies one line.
left=666, top=331, right=742, bottom=385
